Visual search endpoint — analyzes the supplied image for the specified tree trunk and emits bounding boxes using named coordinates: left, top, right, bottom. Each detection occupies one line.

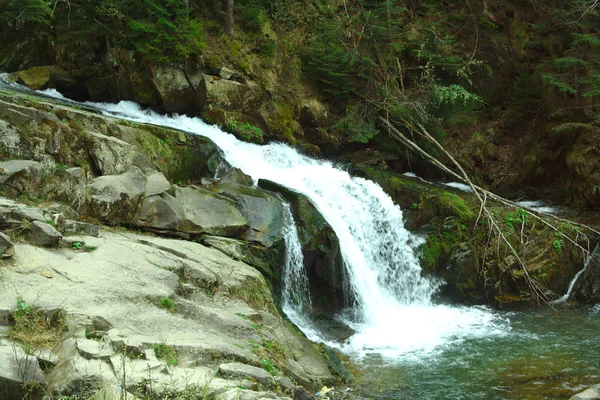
left=225, top=0, right=234, bottom=38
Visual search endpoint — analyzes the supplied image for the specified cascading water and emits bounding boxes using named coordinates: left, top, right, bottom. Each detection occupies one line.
left=1, top=78, right=509, bottom=358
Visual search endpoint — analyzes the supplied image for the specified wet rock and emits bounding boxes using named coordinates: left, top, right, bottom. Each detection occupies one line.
left=217, top=167, right=254, bottom=186
left=175, top=185, right=248, bottom=237
left=27, top=220, right=62, bottom=247
left=218, top=362, right=275, bottom=386
left=8, top=66, right=53, bottom=90
left=214, top=181, right=285, bottom=248
left=0, top=232, right=14, bottom=258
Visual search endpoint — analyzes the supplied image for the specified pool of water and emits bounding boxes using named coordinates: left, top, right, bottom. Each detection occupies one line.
left=351, top=307, right=600, bottom=400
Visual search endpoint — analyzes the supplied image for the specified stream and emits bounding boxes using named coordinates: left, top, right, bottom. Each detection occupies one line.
left=2, top=78, right=599, bottom=399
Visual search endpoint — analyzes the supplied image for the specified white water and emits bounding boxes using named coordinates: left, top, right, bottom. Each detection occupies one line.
left=553, top=244, right=599, bottom=304
left=4, top=83, right=510, bottom=358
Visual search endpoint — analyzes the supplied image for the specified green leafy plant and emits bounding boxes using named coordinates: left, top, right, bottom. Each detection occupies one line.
left=152, top=343, right=178, bottom=366
left=160, top=297, right=175, bottom=312
left=72, top=241, right=83, bottom=250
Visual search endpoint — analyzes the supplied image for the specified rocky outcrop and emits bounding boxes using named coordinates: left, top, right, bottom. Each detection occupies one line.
left=7, top=66, right=53, bottom=90
left=0, top=232, right=13, bottom=258
left=0, top=206, right=335, bottom=399
left=570, top=384, right=600, bottom=400
left=257, top=180, right=346, bottom=313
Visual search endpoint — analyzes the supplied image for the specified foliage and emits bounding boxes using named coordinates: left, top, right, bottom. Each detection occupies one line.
left=10, top=297, right=63, bottom=350
left=152, top=343, right=178, bottom=366
left=4, top=0, right=52, bottom=28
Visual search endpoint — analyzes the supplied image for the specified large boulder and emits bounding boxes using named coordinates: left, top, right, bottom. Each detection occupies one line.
left=175, top=185, right=248, bottom=237
left=8, top=66, right=53, bottom=90
left=86, top=167, right=146, bottom=222
left=27, top=220, right=62, bottom=247
left=136, top=192, right=185, bottom=232
left=213, top=180, right=285, bottom=248
left=200, top=74, right=244, bottom=105
left=0, top=344, right=46, bottom=400
left=150, top=66, right=204, bottom=115
left=87, top=131, right=153, bottom=176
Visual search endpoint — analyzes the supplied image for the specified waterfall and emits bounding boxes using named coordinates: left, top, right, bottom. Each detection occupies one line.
left=2, top=81, right=509, bottom=358
left=553, top=244, right=599, bottom=304
left=281, top=203, right=316, bottom=336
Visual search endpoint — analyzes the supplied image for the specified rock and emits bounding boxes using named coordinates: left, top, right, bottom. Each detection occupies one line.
left=203, top=236, right=279, bottom=280
left=150, top=66, right=203, bottom=115
left=175, top=185, right=248, bottom=237
left=217, top=167, right=254, bottom=186
left=570, top=384, right=600, bottom=400
left=219, top=66, right=242, bottom=80
left=76, top=339, right=114, bottom=361
left=214, top=182, right=285, bottom=248
left=0, top=232, right=14, bottom=258
left=48, top=202, right=80, bottom=221
left=136, top=192, right=185, bottom=231
left=293, top=386, right=315, bottom=400
left=144, top=171, right=171, bottom=197
left=275, top=376, right=295, bottom=392
left=87, top=131, right=137, bottom=176
left=86, top=167, right=146, bottom=222
left=27, top=220, right=62, bottom=247
left=0, top=344, right=45, bottom=400
left=8, top=66, right=53, bottom=90
left=201, top=74, right=244, bottom=105
left=218, top=362, right=275, bottom=386
left=0, top=160, right=41, bottom=185
left=59, top=219, right=100, bottom=237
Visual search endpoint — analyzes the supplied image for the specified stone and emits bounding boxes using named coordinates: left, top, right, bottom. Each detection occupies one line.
left=27, top=220, right=62, bottom=247
left=86, top=167, right=146, bottom=222
left=213, top=182, right=285, bottom=248
left=293, top=386, right=315, bottom=400
left=570, top=384, right=600, bottom=400
left=175, top=185, right=248, bottom=237
left=77, top=339, right=115, bottom=361
left=218, top=167, right=254, bottom=186
left=0, top=232, right=14, bottom=258
left=59, top=219, right=100, bottom=237
left=201, top=74, right=244, bottom=105
left=0, top=344, right=45, bottom=400
left=144, top=171, right=171, bottom=197
left=0, top=160, right=41, bottom=184
left=87, top=131, right=135, bottom=176
left=150, top=66, right=204, bottom=115
left=219, top=66, right=242, bottom=80
left=136, top=192, right=185, bottom=231
left=48, top=202, right=80, bottom=221
left=203, top=236, right=278, bottom=279
left=8, top=66, right=53, bottom=90
left=218, top=362, right=275, bottom=386
left=275, top=376, right=295, bottom=392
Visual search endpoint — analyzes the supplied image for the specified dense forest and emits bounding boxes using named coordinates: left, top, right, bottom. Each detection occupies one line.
left=2, top=0, right=600, bottom=207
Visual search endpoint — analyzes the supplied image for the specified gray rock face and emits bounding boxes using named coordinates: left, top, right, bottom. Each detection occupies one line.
left=175, top=185, right=248, bottom=237
left=137, top=192, right=185, bottom=232
left=144, top=171, right=171, bottom=197
left=59, top=219, right=100, bottom=237
left=0, top=232, right=14, bottom=258
left=214, top=182, right=285, bottom=248
left=217, top=167, right=254, bottom=186
left=151, top=66, right=204, bottom=115
left=88, top=131, right=154, bottom=176
left=0, top=160, right=42, bottom=184
left=570, top=384, right=600, bottom=400
left=201, top=74, right=244, bottom=105
left=86, top=167, right=146, bottom=221
left=218, top=362, right=275, bottom=386
left=0, top=343, right=45, bottom=400
left=27, top=220, right=62, bottom=247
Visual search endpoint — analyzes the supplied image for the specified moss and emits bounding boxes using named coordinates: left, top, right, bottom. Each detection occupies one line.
left=422, top=236, right=442, bottom=271
left=437, top=192, right=473, bottom=221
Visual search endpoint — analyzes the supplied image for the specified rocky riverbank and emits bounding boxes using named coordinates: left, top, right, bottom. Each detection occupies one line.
left=0, top=88, right=349, bottom=399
